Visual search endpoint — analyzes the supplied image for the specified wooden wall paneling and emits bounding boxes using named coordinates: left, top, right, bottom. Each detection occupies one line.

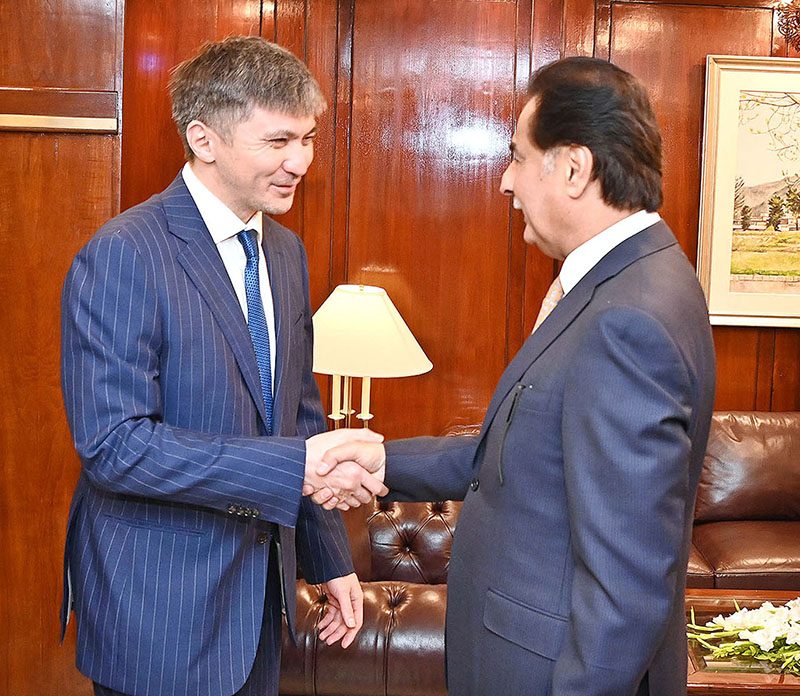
left=523, top=0, right=566, bottom=335
left=263, top=0, right=278, bottom=39
left=275, top=0, right=306, bottom=56
left=710, top=327, right=765, bottom=410
left=274, top=0, right=342, bottom=412
left=0, top=0, right=120, bottom=90
left=605, top=0, right=777, bottom=411
left=772, top=330, right=800, bottom=410
left=563, top=0, right=596, bottom=58
left=272, top=0, right=310, bottom=245
left=531, top=0, right=563, bottom=70
left=344, top=0, right=519, bottom=437
left=754, top=329, right=776, bottom=410
left=0, top=88, right=116, bottom=118
left=0, top=88, right=118, bottom=133
left=0, top=132, right=119, bottom=696
left=120, top=0, right=262, bottom=211
left=329, top=0, right=355, bottom=292
left=506, top=0, right=534, bottom=357
left=298, top=0, right=340, bottom=310
left=0, top=1, right=124, bottom=693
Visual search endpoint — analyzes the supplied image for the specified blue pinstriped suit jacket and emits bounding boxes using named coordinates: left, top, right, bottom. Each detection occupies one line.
left=60, top=174, right=352, bottom=696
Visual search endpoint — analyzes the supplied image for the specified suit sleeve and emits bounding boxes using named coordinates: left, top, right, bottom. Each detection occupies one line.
left=383, top=435, right=479, bottom=502
left=291, top=236, right=354, bottom=583
left=61, top=232, right=305, bottom=527
left=551, top=307, right=694, bottom=695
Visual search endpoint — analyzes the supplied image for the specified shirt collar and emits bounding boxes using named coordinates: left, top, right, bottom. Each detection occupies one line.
left=182, top=162, right=263, bottom=245
left=559, top=210, right=661, bottom=295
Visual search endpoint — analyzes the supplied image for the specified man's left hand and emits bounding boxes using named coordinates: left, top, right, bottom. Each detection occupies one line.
left=317, top=572, right=363, bottom=648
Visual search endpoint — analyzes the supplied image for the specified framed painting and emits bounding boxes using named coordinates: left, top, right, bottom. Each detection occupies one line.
left=698, top=55, right=800, bottom=327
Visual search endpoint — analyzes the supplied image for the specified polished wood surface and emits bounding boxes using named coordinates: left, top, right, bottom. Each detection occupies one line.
left=343, top=0, right=521, bottom=435
left=0, top=88, right=117, bottom=119
left=0, top=0, right=121, bottom=90
left=0, top=0, right=122, bottom=693
left=686, top=590, right=800, bottom=693
left=0, top=132, right=118, bottom=696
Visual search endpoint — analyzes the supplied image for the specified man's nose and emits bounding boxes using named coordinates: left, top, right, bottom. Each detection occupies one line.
left=283, top=142, right=313, bottom=177
left=499, top=164, right=514, bottom=196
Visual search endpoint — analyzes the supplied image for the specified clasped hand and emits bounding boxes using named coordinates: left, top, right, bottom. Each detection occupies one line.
left=304, top=429, right=388, bottom=510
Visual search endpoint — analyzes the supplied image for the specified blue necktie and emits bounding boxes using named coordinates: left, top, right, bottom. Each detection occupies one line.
left=238, top=229, right=273, bottom=433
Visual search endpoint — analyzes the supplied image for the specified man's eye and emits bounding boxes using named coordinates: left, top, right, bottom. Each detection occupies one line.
left=268, top=138, right=288, bottom=147
left=302, top=135, right=317, bottom=145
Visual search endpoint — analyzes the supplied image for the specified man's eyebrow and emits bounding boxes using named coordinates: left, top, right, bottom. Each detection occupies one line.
left=263, top=126, right=319, bottom=139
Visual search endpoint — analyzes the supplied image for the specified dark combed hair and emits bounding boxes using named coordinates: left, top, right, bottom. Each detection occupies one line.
left=527, top=57, right=662, bottom=212
left=169, top=36, right=326, bottom=159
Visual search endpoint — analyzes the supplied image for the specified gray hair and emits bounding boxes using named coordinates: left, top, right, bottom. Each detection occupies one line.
left=169, top=36, right=326, bottom=159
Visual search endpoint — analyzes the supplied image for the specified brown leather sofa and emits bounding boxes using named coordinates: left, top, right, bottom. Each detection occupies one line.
left=687, top=411, right=800, bottom=589
left=280, top=411, right=800, bottom=695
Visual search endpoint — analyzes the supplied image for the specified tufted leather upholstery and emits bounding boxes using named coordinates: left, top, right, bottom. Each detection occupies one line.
left=279, top=411, right=800, bottom=694
left=280, top=501, right=458, bottom=695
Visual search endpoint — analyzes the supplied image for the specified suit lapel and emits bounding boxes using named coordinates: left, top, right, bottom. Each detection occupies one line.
left=162, top=175, right=270, bottom=430
left=261, top=218, right=294, bottom=435
left=479, top=221, right=678, bottom=439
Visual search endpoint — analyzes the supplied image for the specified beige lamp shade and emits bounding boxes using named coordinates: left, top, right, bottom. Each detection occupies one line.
left=312, top=284, right=432, bottom=378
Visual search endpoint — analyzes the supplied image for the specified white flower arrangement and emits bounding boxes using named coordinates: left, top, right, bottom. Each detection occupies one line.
left=687, top=597, right=800, bottom=676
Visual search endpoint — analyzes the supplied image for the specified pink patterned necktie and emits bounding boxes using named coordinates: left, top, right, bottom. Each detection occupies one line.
left=532, top=276, right=564, bottom=333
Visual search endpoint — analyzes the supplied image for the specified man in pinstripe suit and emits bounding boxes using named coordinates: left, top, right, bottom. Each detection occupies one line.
left=313, top=58, right=716, bottom=695
left=60, top=37, right=385, bottom=696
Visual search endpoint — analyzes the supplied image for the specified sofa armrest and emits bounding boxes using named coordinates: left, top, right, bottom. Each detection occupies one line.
left=280, top=579, right=447, bottom=696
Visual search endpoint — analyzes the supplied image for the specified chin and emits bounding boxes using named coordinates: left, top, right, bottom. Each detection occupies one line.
left=262, top=197, right=295, bottom=216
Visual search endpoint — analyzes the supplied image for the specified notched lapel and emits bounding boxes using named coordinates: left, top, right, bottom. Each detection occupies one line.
left=261, top=222, right=294, bottom=435
left=163, top=175, right=270, bottom=430
left=477, top=221, right=678, bottom=444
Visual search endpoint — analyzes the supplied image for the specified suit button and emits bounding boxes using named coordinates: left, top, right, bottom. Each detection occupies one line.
left=470, top=478, right=480, bottom=492
left=257, top=533, right=270, bottom=545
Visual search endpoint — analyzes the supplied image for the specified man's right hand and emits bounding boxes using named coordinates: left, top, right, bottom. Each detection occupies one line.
left=304, top=430, right=388, bottom=509
left=304, top=440, right=387, bottom=510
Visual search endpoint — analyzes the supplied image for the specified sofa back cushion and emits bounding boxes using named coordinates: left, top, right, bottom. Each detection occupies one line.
left=343, top=500, right=462, bottom=583
left=695, top=411, right=800, bottom=523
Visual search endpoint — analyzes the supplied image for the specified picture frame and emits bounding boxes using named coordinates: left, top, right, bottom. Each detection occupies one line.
left=698, top=55, right=800, bottom=327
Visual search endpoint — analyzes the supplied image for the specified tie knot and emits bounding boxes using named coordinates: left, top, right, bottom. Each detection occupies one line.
left=238, top=229, right=259, bottom=261
left=532, top=276, right=564, bottom=333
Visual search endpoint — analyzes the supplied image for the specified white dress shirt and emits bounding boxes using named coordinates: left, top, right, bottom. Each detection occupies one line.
left=182, top=162, right=276, bottom=387
left=559, top=209, right=662, bottom=296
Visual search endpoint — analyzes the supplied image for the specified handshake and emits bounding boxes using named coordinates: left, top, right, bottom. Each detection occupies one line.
left=303, top=429, right=388, bottom=510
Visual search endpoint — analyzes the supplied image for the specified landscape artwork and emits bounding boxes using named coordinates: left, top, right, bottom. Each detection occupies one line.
left=731, top=90, right=800, bottom=295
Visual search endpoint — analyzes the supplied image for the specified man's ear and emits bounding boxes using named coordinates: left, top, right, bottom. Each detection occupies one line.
left=185, top=120, right=216, bottom=164
left=564, top=145, right=593, bottom=199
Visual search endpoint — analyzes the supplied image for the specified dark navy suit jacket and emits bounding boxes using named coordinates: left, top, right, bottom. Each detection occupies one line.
left=385, top=221, right=716, bottom=696
left=60, top=174, right=352, bottom=696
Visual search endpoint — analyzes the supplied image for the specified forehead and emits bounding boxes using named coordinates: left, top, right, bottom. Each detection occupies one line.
left=238, top=105, right=317, bottom=134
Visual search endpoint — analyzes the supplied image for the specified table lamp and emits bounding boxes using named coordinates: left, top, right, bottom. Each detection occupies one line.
left=312, top=284, right=432, bottom=427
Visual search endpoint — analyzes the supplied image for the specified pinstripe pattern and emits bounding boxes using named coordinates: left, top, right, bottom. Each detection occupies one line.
left=60, top=174, right=353, bottom=696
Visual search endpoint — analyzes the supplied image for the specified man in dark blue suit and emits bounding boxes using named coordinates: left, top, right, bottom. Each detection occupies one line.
left=313, top=58, right=716, bottom=695
left=60, top=36, right=385, bottom=696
